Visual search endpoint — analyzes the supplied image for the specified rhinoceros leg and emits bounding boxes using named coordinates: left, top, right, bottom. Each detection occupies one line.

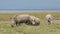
left=15, top=21, right=18, bottom=26
left=25, top=20, right=32, bottom=25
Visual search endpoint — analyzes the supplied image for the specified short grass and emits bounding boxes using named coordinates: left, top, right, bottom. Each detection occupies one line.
left=0, top=11, right=60, bottom=34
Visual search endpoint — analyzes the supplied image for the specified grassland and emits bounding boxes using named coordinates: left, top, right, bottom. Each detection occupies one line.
left=0, top=11, right=60, bottom=34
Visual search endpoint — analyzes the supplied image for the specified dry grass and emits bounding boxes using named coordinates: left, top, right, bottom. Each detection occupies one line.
left=0, top=11, right=60, bottom=34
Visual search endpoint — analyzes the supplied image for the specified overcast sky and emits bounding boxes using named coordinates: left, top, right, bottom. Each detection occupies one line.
left=0, top=0, right=60, bottom=9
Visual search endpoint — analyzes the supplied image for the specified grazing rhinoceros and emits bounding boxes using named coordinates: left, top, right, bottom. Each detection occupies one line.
left=45, top=14, right=54, bottom=25
left=11, top=14, right=30, bottom=26
left=11, top=14, right=40, bottom=27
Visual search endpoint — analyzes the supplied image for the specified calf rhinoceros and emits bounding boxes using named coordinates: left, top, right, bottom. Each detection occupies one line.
left=29, top=15, right=40, bottom=25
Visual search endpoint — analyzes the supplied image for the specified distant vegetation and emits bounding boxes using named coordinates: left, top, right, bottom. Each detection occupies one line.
left=0, top=11, right=60, bottom=21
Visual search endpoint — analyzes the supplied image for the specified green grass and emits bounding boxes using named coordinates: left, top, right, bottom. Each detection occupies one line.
left=0, top=11, right=60, bottom=34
